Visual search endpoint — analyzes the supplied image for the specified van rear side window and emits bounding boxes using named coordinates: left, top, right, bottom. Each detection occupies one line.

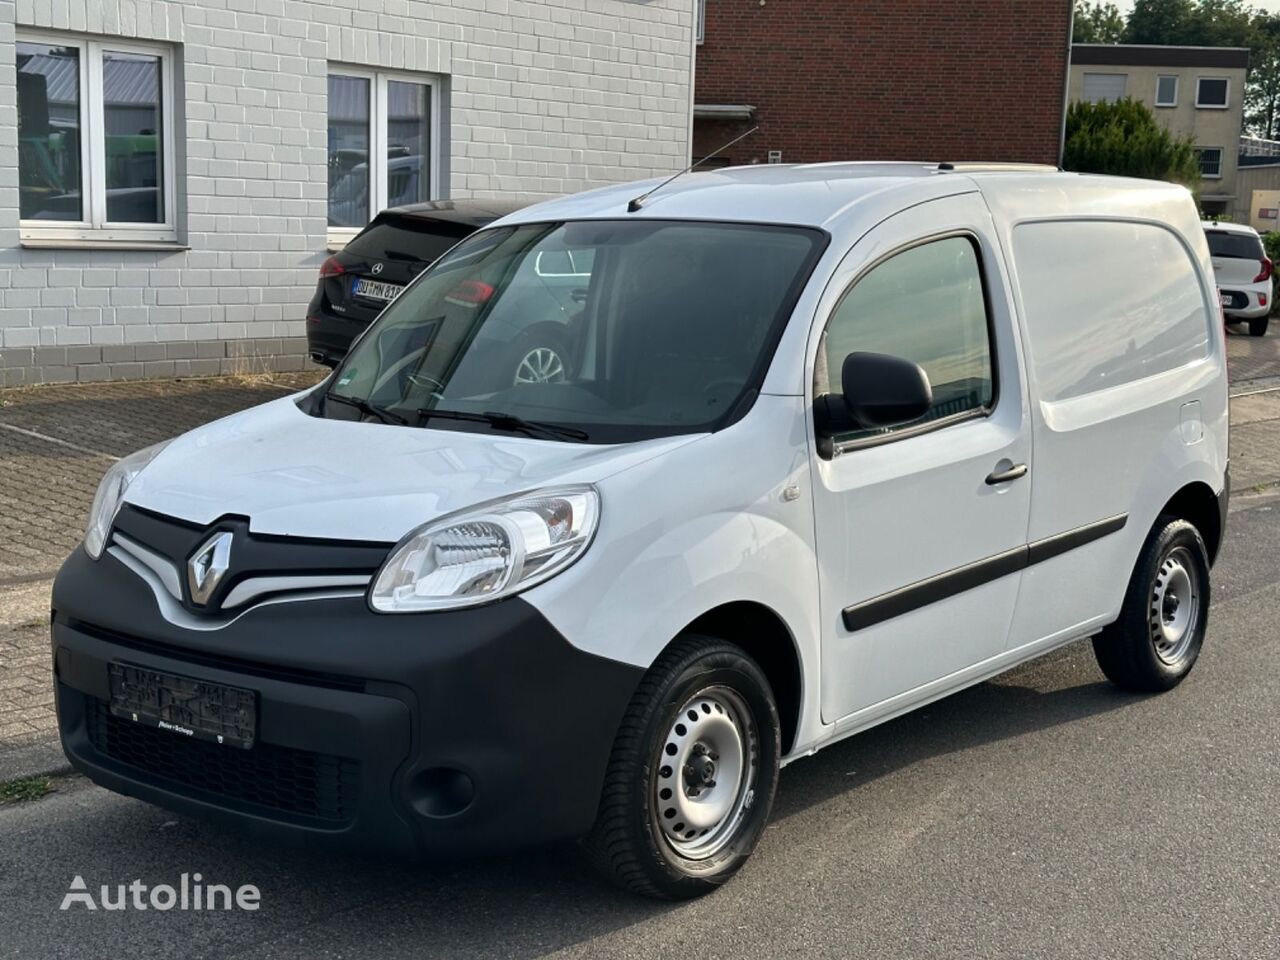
left=1012, top=220, right=1210, bottom=402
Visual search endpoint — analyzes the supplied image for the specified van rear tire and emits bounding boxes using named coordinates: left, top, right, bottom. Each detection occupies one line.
left=582, top=635, right=780, bottom=900
left=1249, top=315, right=1270, bottom=337
left=1092, top=517, right=1210, bottom=692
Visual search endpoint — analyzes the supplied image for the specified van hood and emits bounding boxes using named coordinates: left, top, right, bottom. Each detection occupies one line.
left=123, top=395, right=701, bottom=542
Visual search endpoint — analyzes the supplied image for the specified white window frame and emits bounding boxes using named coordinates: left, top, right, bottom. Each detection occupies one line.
left=1196, top=146, right=1224, bottom=179
left=1195, top=76, right=1230, bottom=109
left=327, top=65, right=442, bottom=247
left=696, top=0, right=706, bottom=44
left=17, top=30, right=177, bottom=245
left=1155, top=75, right=1179, bottom=108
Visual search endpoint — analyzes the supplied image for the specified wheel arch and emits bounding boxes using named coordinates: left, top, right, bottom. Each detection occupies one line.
left=674, top=601, right=804, bottom=757
left=1159, top=481, right=1223, bottom=564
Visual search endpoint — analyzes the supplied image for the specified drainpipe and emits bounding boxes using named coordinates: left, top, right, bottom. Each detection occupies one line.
left=1059, top=0, right=1075, bottom=167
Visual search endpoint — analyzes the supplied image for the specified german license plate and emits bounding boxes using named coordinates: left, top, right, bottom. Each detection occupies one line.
left=352, top=277, right=404, bottom=302
left=108, top=664, right=257, bottom=749
left=1220, top=293, right=1233, bottom=307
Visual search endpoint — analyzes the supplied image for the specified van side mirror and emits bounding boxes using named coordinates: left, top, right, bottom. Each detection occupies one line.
left=814, top=352, right=933, bottom=438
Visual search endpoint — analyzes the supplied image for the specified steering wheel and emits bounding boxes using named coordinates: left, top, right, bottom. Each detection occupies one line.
left=407, top=371, right=447, bottom=393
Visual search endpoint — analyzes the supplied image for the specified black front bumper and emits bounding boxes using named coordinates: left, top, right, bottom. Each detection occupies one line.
left=52, top=546, right=643, bottom=858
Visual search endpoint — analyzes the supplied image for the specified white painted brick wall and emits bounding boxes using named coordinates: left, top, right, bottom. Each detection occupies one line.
left=0, top=0, right=694, bottom=382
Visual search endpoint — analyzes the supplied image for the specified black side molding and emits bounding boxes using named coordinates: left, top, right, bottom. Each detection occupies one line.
left=843, top=514, right=1128, bottom=632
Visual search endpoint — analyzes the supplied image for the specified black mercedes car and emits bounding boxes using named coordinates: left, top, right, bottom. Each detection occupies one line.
left=306, top=199, right=529, bottom=367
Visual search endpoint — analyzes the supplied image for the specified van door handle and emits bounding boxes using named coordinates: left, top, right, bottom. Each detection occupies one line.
left=985, top=463, right=1028, bottom=485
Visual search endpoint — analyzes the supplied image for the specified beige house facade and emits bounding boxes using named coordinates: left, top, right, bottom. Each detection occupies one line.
left=1234, top=163, right=1280, bottom=230
left=1069, top=44, right=1250, bottom=217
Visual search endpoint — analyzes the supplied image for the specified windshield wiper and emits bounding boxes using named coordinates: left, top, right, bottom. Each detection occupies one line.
left=415, top=408, right=590, bottom=442
left=325, top=393, right=408, bottom=426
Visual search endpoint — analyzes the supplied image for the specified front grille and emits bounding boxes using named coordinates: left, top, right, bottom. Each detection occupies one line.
left=86, top=699, right=359, bottom=825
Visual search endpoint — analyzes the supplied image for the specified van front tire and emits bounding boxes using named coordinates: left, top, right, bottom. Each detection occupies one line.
left=1092, top=517, right=1210, bottom=692
left=582, top=636, right=781, bottom=899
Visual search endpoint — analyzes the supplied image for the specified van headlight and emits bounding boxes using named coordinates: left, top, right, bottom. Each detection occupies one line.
left=84, top=441, right=171, bottom=560
left=369, top=486, right=600, bottom=613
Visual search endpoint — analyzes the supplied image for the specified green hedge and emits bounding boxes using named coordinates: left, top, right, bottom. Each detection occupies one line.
left=1063, top=97, right=1202, bottom=189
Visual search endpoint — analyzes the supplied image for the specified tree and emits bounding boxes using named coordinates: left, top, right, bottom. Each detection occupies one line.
left=1074, top=1, right=1125, bottom=43
left=1248, top=15, right=1280, bottom=138
left=1124, top=0, right=1198, bottom=44
left=1192, top=0, right=1257, bottom=46
left=1063, top=97, right=1203, bottom=189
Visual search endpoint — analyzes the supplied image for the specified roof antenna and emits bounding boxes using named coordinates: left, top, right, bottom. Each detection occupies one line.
left=627, top=126, right=759, bottom=213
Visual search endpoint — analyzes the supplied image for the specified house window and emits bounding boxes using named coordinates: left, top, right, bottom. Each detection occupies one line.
left=1196, top=77, right=1230, bottom=109
left=1082, top=73, right=1127, bottom=103
left=696, top=0, right=706, bottom=44
left=1155, top=75, right=1179, bottom=107
left=1196, top=147, right=1224, bottom=179
left=327, top=67, right=440, bottom=242
left=16, top=33, right=177, bottom=243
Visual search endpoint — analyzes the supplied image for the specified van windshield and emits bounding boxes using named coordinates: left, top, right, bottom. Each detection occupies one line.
left=322, top=219, right=827, bottom=443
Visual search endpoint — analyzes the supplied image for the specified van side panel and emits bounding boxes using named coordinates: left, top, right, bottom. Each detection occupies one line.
left=984, top=185, right=1228, bottom=652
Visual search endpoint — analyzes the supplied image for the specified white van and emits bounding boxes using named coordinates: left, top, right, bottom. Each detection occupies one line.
left=53, top=163, right=1229, bottom=900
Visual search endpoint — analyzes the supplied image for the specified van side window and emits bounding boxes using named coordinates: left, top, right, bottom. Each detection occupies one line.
left=1012, top=221, right=1210, bottom=402
left=816, top=236, right=995, bottom=444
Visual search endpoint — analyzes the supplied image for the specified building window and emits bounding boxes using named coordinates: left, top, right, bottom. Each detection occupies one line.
left=696, top=0, right=706, bottom=44
left=1196, top=147, right=1224, bottom=179
left=328, top=67, right=440, bottom=242
left=16, top=33, right=176, bottom=243
left=1196, top=77, right=1230, bottom=109
left=1155, top=75, right=1179, bottom=107
left=1082, top=73, right=1127, bottom=104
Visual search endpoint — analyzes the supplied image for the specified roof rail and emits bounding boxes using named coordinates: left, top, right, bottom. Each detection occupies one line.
left=936, top=162, right=1061, bottom=174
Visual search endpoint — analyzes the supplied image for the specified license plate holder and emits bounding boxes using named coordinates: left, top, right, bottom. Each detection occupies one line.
left=108, top=664, right=257, bottom=749
left=352, top=277, right=404, bottom=302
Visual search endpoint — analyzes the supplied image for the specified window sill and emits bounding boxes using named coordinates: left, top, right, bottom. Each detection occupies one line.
left=20, top=237, right=189, bottom=252
left=1195, top=104, right=1230, bottom=110
left=327, top=230, right=358, bottom=252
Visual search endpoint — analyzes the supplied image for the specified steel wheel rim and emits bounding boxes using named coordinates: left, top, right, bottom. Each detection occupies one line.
left=1150, top=546, right=1200, bottom=666
left=513, top=346, right=565, bottom=385
left=652, top=685, right=758, bottom=861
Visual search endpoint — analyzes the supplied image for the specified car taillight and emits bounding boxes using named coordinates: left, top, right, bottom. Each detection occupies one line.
left=319, top=256, right=346, bottom=278
left=1254, top=257, right=1273, bottom=283
left=444, top=279, right=495, bottom=308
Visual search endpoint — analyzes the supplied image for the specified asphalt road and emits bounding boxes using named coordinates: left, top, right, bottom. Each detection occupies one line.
left=3, top=495, right=1280, bottom=960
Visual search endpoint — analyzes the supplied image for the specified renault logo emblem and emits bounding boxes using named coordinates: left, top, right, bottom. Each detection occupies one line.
left=371, top=262, right=384, bottom=275
left=188, top=531, right=233, bottom=606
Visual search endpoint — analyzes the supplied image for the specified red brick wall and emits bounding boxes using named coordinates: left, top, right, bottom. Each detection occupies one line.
left=693, top=0, right=1072, bottom=166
